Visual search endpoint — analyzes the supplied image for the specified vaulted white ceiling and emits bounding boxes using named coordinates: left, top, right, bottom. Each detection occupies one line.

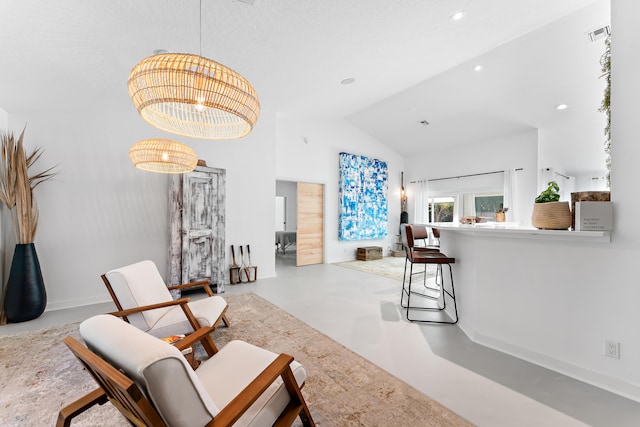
left=0, top=0, right=608, bottom=174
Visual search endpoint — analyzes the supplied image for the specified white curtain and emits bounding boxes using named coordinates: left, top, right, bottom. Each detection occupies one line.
left=413, top=180, right=429, bottom=223
left=503, top=169, right=518, bottom=223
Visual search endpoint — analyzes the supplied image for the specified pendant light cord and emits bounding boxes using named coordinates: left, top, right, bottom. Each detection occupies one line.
left=199, top=0, right=202, bottom=56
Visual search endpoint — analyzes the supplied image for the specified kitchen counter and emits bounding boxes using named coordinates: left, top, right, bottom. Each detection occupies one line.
left=427, top=222, right=610, bottom=243
left=421, top=221, right=615, bottom=396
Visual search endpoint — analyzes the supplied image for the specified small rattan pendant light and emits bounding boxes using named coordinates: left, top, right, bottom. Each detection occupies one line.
left=129, top=139, right=198, bottom=174
left=128, top=1, right=259, bottom=140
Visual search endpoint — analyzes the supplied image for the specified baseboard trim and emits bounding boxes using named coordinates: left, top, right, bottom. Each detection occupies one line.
left=458, top=322, right=640, bottom=403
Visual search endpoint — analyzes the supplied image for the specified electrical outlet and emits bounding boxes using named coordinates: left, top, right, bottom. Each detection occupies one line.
left=604, top=340, right=620, bottom=359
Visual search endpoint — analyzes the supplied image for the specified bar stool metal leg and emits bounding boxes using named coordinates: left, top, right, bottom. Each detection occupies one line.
left=406, top=261, right=458, bottom=324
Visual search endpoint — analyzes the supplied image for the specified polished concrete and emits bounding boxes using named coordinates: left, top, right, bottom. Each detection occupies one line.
left=2, top=256, right=639, bottom=426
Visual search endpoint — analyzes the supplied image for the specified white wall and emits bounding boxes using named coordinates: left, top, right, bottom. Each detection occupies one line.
left=8, top=102, right=277, bottom=310
left=0, top=107, right=7, bottom=130
left=276, top=117, right=404, bottom=262
left=404, top=129, right=539, bottom=227
left=0, top=107, right=7, bottom=292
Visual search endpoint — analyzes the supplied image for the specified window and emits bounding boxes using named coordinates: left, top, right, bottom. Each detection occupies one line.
left=474, top=194, right=504, bottom=221
left=428, top=196, right=455, bottom=222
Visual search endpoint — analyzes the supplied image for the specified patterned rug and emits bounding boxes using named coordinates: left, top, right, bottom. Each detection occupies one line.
left=334, top=256, right=436, bottom=282
left=0, top=293, right=473, bottom=426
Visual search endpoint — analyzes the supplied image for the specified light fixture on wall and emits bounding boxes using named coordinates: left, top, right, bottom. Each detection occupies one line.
left=128, top=1, right=260, bottom=140
left=129, top=139, right=198, bottom=174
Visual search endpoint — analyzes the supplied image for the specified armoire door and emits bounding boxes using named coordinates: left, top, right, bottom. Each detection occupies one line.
left=169, top=166, right=226, bottom=288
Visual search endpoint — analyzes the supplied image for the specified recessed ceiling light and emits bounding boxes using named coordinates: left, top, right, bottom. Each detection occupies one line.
left=450, top=11, right=465, bottom=21
left=556, top=104, right=568, bottom=110
left=474, top=65, right=482, bottom=72
left=341, top=77, right=356, bottom=85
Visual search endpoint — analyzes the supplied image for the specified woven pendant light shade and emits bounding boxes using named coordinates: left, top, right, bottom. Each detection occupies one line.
left=128, top=53, right=260, bottom=140
left=129, top=139, right=198, bottom=174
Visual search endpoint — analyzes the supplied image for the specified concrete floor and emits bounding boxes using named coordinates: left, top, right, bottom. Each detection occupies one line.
left=2, top=255, right=640, bottom=426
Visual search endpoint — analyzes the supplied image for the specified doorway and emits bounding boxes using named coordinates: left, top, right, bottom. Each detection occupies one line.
left=275, top=180, right=324, bottom=267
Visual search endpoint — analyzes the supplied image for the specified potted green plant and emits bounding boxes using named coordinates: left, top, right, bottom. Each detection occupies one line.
left=531, top=181, right=572, bottom=230
left=0, top=127, right=57, bottom=324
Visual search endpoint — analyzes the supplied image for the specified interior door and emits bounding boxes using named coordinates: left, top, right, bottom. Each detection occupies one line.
left=297, top=182, right=324, bottom=266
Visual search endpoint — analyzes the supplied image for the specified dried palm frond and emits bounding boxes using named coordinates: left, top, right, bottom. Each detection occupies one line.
left=0, top=130, right=19, bottom=242
left=0, top=126, right=56, bottom=244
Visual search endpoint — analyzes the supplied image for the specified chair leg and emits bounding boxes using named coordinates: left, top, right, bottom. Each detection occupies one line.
left=56, top=388, right=108, bottom=427
left=202, top=334, right=219, bottom=356
left=221, top=313, right=231, bottom=327
left=401, top=258, right=410, bottom=308
left=406, top=263, right=458, bottom=324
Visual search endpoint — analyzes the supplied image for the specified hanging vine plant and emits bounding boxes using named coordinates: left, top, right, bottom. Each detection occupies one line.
left=599, top=36, right=611, bottom=188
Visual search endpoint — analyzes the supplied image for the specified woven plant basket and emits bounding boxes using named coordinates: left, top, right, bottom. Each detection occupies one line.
left=532, top=201, right=572, bottom=230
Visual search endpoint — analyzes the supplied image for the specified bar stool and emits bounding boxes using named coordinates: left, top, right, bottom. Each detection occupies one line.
left=400, top=224, right=440, bottom=291
left=431, top=227, right=441, bottom=247
left=400, top=224, right=458, bottom=324
left=411, top=224, right=441, bottom=252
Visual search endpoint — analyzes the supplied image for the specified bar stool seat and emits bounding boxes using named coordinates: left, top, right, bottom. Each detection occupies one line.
left=400, top=224, right=458, bottom=324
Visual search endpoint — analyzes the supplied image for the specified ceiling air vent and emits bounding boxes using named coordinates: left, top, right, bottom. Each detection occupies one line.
left=587, top=25, right=610, bottom=42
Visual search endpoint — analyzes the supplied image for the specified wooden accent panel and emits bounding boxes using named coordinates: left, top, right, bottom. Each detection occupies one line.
left=297, top=183, right=324, bottom=266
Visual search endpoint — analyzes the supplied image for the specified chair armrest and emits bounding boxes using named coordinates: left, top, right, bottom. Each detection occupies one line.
left=56, top=388, right=107, bottom=427
left=109, top=298, right=191, bottom=318
left=167, top=279, right=215, bottom=296
left=173, top=326, right=215, bottom=352
left=109, top=298, right=219, bottom=355
left=207, top=354, right=297, bottom=427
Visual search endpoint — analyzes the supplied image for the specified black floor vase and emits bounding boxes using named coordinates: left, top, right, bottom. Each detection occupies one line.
left=4, top=243, right=46, bottom=323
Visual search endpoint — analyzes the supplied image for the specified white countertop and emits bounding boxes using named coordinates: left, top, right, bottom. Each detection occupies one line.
left=425, top=222, right=610, bottom=243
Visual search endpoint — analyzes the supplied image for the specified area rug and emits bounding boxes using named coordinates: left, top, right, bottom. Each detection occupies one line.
left=334, top=256, right=436, bottom=282
left=0, top=293, right=473, bottom=427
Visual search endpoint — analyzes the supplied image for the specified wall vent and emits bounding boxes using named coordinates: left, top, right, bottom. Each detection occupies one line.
left=587, top=25, right=610, bottom=42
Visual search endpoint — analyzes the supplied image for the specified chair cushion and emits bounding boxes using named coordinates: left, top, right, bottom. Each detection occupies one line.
left=80, top=314, right=220, bottom=427
left=105, top=260, right=174, bottom=331
left=147, top=296, right=228, bottom=338
left=196, top=340, right=307, bottom=427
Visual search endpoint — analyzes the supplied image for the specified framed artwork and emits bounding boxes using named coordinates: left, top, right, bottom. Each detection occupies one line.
left=338, top=152, right=388, bottom=240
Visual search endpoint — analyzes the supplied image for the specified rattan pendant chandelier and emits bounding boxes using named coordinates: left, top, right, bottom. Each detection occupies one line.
left=127, top=2, right=259, bottom=140
left=129, top=139, right=198, bottom=174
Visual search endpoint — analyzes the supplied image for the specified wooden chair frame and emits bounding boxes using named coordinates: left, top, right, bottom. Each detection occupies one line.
left=101, top=274, right=229, bottom=357
left=57, top=326, right=315, bottom=427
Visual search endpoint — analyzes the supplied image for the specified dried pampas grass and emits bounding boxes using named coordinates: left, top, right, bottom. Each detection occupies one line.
left=0, top=127, right=57, bottom=244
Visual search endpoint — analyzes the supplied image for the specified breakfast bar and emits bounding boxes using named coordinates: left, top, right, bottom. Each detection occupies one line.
left=425, top=222, right=612, bottom=388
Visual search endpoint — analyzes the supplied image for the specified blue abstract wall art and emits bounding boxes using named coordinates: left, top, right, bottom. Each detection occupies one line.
left=338, top=152, right=388, bottom=241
